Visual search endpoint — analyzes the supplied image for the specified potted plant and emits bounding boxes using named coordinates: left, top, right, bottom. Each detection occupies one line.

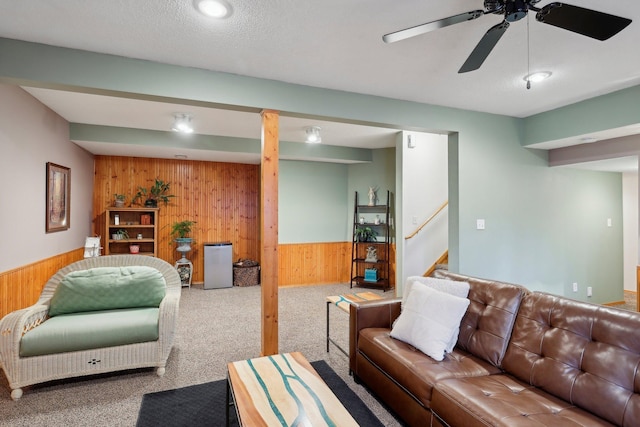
left=113, top=193, right=127, bottom=208
left=354, top=226, right=378, bottom=242
left=132, top=178, right=175, bottom=207
left=170, top=220, right=196, bottom=240
left=112, top=229, right=129, bottom=241
left=170, top=220, right=197, bottom=258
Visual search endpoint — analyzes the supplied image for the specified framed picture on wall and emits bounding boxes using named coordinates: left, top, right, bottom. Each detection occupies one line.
left=46, top=162, right=70, bottom=233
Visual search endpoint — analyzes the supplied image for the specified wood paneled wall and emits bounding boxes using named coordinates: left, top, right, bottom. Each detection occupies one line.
left=0, top=248, right=84, bottom=319
left=278, top=242, right=351, bottom=286
left=93, top=156, right=261, bottom=283
left=0, top=157, right=397, bottom=319
left=278, top=242, right=396, bottom=288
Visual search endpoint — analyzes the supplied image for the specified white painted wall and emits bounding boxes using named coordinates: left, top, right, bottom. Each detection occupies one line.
left=623, top=170, right=639, bottom=292
left=0, top=85, right=94, bottom=272
left=396, top=131, right=448, bottom=293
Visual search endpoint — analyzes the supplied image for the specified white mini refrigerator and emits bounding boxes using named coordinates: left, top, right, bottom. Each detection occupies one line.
left=203, top=242, right=233, bottom=289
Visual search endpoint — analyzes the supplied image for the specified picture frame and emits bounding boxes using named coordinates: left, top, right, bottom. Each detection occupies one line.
left=46, top=162, right=70, bottom=233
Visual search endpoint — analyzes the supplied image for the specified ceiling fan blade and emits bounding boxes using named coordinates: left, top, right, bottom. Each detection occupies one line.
left=383, top=10, right=484, bottom=43
left=459, top=21, right=509, bottom=73
left=536, top=3, right=632, bottom=41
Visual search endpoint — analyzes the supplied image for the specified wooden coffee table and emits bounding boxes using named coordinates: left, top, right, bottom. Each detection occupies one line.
left=226, top=352, right=357, bottom=426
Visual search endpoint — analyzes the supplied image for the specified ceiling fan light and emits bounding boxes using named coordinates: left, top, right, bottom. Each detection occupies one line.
left=172, top=113, right=194, bottom=134
left=305, top=126, right=322, bottom=144
left=194, top=0, right=231, bottom=18
left=523, top=71, right=552, bottom=83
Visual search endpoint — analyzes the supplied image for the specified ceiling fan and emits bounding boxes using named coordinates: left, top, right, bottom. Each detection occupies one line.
left=383, top=1, right=632, bottom=73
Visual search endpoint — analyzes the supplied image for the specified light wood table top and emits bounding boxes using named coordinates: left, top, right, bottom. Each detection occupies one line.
left=326, top=292, right=383, bottom=313
left=227, top=352, right=358, bottom=426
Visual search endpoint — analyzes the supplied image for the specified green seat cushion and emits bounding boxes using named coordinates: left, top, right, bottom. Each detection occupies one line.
left=20, top=308, right=159, bottom=357
left=49, top=266, right=166, bottom=316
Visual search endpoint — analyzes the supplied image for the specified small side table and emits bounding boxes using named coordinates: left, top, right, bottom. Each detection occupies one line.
left=326, top=292, right=383, bottom=356
left=175, top=258, right=193, bottom=288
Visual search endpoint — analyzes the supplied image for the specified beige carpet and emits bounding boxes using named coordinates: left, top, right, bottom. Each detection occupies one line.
left=0, top=283, right=402, bottom=427
left=617, top=290, right=638, bottom=312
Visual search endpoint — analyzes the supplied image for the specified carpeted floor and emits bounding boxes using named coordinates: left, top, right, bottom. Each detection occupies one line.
left=619, top=291, right=638, bottom=312
left=136, top=360, right=384, bottom=427
left=0, top=283, right=403, bottom=426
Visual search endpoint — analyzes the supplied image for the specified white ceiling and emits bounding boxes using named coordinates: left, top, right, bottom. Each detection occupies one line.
left=2, top=0, right=640, bottom=169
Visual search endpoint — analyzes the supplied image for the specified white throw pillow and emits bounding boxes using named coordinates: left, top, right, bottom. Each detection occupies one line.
left=403, top=277, right=470, bottom=353
left=403, top=276, right=470, bottom=306
left=391, top=284, right=470, bottom=361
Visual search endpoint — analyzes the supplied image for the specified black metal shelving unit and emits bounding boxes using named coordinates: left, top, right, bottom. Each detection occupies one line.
left=350, top=190, right=391, bottom=291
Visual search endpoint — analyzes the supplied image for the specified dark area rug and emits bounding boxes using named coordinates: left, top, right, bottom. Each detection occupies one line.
left=136, top=360, right=384, bottom=426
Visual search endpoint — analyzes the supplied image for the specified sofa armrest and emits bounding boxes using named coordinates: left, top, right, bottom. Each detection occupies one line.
left=0, top=305, right=49, bottom=373
left=349, top=298, right=401, bottom=373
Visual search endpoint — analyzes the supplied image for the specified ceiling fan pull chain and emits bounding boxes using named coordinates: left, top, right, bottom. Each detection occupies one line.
left=526, top=13, right=531, bottom=90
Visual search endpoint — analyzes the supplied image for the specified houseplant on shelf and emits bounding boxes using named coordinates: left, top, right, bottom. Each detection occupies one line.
left=354, top=226, right=378, bottom=242
left=112, top=229, right=129, bottom=241
left=113, top=193, right=127, bottom=208
left=132, top=178, right=175, bottom=208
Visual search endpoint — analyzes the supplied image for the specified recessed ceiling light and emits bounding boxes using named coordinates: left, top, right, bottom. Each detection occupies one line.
left=194, top=0, right=231, bottom=18
left=172, top=113, right=194, bottom=134
left=305, top=126, right=322, bottom=144
left=523, top=71, right=552, bottom=83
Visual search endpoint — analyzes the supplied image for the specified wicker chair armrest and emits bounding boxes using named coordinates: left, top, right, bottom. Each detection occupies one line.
left=157, top=292, right=180, bottom=357
left=0, top=305, right=49, bottom=367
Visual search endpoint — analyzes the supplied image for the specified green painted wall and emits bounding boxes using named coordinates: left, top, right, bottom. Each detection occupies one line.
left=523, top=85, right=640, bottom=146
left=347, top=148, right=396, bottom=240
left=0, top=38, right=627, bottom=303
left=279, top=160, right=348, bottom=243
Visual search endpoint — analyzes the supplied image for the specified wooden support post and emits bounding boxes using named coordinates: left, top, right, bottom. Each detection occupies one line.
left=260, top=109, right=279, bottom=355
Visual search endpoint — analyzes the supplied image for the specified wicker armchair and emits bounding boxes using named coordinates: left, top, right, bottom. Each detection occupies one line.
left=0, top=255, right=181, bottom=400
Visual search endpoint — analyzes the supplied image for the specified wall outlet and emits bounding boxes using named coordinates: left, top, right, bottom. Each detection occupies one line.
left=476, top=219, right=485, bottom=230
left=587, top=287, right=593, bottom=297
left=572, top=282, right=578, bottom=292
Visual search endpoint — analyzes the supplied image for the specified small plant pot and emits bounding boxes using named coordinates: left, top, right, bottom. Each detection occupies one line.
left=114, top=199, right=125, bottom=208
left=129, top=245, right=140, bottom=254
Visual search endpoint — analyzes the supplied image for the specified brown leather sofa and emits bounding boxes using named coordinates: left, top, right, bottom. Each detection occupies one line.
left=349, top=271, right=640, bottom=426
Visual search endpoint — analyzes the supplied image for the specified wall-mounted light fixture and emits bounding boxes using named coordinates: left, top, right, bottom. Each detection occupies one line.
left=172, top=113, right=194, bottom=134
left=305, top=126, right=322, bottom=143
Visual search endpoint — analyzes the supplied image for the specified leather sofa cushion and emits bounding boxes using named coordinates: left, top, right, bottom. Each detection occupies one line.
left=432, top=374, right=614, bottom=427
left=502, top=292, right=640, bottom=426
left=433, top=271, right=526, bottom=367
left=358, top=327, right=501, bottom=408
left=20, top=308, right=159, bottom=357
left=49, top=266, right=166, bottom=316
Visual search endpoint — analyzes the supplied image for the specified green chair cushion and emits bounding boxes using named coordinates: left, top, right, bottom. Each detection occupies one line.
left=20, top=308, right=159, bottom=357
left=49, top=266, right=166, bottom=316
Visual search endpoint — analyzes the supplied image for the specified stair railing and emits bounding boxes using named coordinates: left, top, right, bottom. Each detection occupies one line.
left=404, top=201, right=448, bottom=240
